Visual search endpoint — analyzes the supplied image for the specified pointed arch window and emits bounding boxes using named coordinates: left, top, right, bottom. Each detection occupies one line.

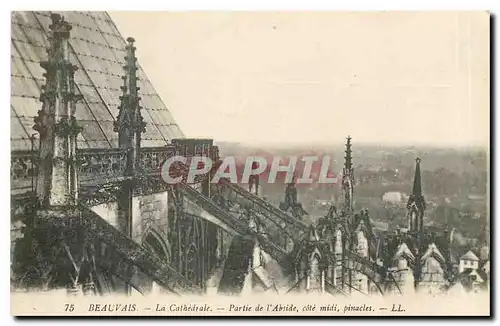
left=142, top=228, right=171, bottom=263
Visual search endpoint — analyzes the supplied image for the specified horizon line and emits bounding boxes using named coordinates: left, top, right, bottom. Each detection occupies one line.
left=212, top=139, right=489, bottom=150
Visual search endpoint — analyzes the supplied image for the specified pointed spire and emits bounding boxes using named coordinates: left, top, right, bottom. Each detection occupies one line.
left=125, top=37, right=146, bottom=137
left=408, top=157, right=425, bottom=209
left=407, top=157, right=426, bottom=233
left=114, top=37, right=146, bottom=136
left=412, top=157, right=423, bottom=197
left=342, top=136, right=354, bottom=213
left=344, top=135, right=353, bottom=171
left=125, top=37, right=138, bottom=96
left=114, top=36, right=146, bottom=173
left=113, top=70, right=131, bottom=135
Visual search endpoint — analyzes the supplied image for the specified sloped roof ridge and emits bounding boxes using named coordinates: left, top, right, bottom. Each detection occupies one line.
left=460, top=250, right=480, bottom=262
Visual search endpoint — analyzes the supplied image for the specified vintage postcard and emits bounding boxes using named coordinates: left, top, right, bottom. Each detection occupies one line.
left=10, top=11, right=490, bottom=316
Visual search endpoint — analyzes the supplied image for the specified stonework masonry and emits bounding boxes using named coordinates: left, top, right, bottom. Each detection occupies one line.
left=91, top=191, right=169, bottom=245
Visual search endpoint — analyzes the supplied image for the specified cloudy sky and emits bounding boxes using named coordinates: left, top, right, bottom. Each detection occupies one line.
left=110, top=12, right=489, bottom=147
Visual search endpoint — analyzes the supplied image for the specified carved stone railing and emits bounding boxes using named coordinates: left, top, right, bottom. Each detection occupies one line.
left=11, top=143, right=221, bottom=199
left=138, top=144, right=219, bottom=185
left=171, top=138, right=214, bottom=158
left=77, top=148, right=129, bottom=186
left=11, top=148, right=129, bottom=194
left=138, top=146, right=177, bottom=177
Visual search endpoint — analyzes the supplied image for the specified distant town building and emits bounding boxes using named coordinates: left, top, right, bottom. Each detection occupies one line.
left=381, top=191, right=404, bottom=204
left=459, top=250, right=480, bottom=274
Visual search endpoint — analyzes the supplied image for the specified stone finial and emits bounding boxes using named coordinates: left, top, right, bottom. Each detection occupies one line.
left=49, top=13, right=72, bottom=37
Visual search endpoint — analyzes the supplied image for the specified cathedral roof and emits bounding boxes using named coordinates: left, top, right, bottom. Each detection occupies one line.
left=11, top=11, right=184, bottom=151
